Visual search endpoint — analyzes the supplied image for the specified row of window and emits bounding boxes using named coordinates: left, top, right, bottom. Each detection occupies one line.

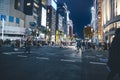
left=0, top=14, right=20, bottom=24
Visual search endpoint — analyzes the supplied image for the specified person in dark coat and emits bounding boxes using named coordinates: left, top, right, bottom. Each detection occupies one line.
left=76, top=40, right=82, bottom=53
left=24, top=39, right=31, bottom=54
left=107, top=28, right=120, bottom=80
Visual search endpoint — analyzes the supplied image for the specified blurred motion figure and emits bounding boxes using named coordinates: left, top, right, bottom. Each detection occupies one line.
left=107, top=28, right=120, bottom=80
left=24, top=39, right=31, bottom=54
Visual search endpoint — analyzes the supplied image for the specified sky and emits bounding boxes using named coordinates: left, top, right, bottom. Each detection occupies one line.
left=58, top=0, right=93, bottom=39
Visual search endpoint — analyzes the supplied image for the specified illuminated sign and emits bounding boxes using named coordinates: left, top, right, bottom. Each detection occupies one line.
left=51, top=0, right=57, bottom=10
left=41, top=7, right=46, bottom=27
left=47, top=0, right=57, bottom=10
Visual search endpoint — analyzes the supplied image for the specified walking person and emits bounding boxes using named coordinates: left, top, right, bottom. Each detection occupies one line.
left=76, top=40, right=82, bottom=53
left=107, top=28, right=120, bottom=80
left=24, top=39, right=31, bottom=54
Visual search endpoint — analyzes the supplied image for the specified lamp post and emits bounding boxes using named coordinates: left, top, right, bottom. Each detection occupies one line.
left=2, top=18, right=4, bottom=40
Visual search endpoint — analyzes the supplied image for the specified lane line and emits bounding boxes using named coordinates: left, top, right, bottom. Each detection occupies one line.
left=85, top=56, right=95, bottom=58
left=36, top=57, right=49, bottom=60
left=17, top=55, right=28, bottom=58
left=61, top=59, right=76, bottom=62
left=2, top=52, right=24, bottom=54
left=2, top=53, right=11, bottom=55
left=2, top=51, right=34, bottom=55
left=8, top=52, right=24, bottom=54
left=89, top=61, right=107, bottom=65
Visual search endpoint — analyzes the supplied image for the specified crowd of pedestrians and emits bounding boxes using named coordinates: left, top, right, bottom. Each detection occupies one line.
left=0, top=39, right=22, bottom=47
left=75, top=39, right=108, bottom=53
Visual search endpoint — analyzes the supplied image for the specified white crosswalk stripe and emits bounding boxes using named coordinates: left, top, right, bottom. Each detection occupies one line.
left=17, top=55, right=28, bottom=58
left=36, top=57, right=49, bottom=60
left=89, top=61, right=107, bottom=65
left=2, top=52, right=24, bottom=55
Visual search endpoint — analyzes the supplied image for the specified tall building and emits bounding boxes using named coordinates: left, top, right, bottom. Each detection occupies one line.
left=69, top=19, right=73, bottom=38
left=56, top=3, right=67, bottom=43
left=0, top=0, right=41, bottom=40
left=90, top=6, right=99, bottom=44
left=46, top=0, right=57, bottom=42
left=56, top=3, right=72, bottom=43
left=102, top=0, right=120, bottom=43
left=0, top=0, right=25, bottom=40
left=56, top=13, right=64, bottom=43
left=24, top=0, right=40, bottom=39
left=93, top=0, right=103, bottom=43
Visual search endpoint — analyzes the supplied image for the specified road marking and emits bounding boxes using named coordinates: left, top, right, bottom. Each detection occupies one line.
left=36, top=57, right=49, bottom=60
left=2, top=53, right=11, bottom=55
left=17, top=55, right=28, bottom=58
left=85, top=56, right=95, bottom=58
left=99, top=58, right=108, bottom=63
left=96, top=54, right=103, bottom=57
left=2, top=52, right=24, bottom=55
left=61, top=59, right=76, bottom=62
left=89, top=61, right=107, bottom=65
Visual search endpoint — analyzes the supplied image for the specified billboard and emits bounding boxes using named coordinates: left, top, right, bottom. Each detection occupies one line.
left=58, top=14, right=63, bottom=31
left=47, top=0, right=57, bottom=10
left=51, top=0, right=57, bottom=10
left=41, top=7, right=46, bottom=27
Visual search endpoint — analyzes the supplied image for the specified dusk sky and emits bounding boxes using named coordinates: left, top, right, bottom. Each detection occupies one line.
left=58, top=0, right=93, bottom=39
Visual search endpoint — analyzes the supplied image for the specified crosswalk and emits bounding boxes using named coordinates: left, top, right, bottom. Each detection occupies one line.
left=2, top=52, right=25, bottom=55
left=89, top=61, right=107, bottom=65
left=2, top=51, right=82, bottom=63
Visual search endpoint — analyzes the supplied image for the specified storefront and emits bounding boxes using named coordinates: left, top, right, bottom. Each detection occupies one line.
left=0, top=26, right=25, bottom=40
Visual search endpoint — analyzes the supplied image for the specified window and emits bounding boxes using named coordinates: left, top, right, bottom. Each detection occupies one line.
left=117, top=0, right=120, bottom=15
left=9, top=16, right=14, bottom=22
left=16, top=18, right=20, bottom=24
left=0, top=15, right=6, bottom=21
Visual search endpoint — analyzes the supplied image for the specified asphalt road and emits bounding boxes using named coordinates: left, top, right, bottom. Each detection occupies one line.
left=0, top=46, right=111, bottom=80
left=0, top=46, right=82, bottom=80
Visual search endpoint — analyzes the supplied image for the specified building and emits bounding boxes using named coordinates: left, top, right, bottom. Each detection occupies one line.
left=56, top=13, right=64, bottom=43
left=93, top=0, right=103, bottom=43
left=84, top=25, right=93, bottom=41
left=57, top=3, right=73, bottom=43
left=24, top=0, right=40, bottom=40
left=90, top=6, right=99, bottom=44
left=69, top=19, right=73, bottom=38
left=0, top=0, right=25, bottom=40
left=46, top=0, right=57, bottom=42
left=102, top=0, right=120, bottom=43
left=0, top=0, right=41, bottom=40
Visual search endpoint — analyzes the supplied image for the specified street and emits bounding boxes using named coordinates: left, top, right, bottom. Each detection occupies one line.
left=0, top=46, right=109, bottom=80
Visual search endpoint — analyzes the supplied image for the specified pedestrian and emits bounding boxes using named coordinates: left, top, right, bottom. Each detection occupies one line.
left=107, top=28, right=120, bottom=80
left=24, top=39, right=31, bottom=54
left=76, top=40, right=82, bottom=53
